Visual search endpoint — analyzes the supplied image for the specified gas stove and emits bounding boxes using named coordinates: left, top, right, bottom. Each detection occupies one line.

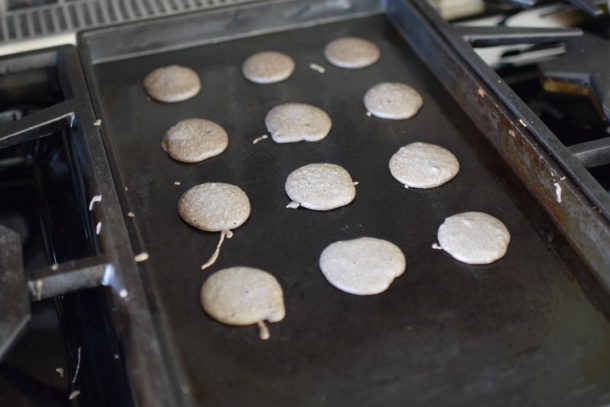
left=452, top=0, right=610, bottom=275
left=460, top=0, right=610, bottom=195
left=1, top=1, right=610, bottom=406
left=0, top=45, right=139, bottom=406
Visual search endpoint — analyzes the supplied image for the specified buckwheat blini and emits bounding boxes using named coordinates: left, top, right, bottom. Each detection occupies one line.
left=364, top=82, right=423, bottom=120
left=324, top=37, right=381, bottom=69
left=436, top=212, right=510, bottom=264
left=162, top=119, right=228, bottom=163
left=178, top=183, right=250, bottom=270
left=201, top=267, right=285, bottom=340
left=285, top=163, right=357, bottom=210
left=265, top=103, right=332, bottom=143
left=143, top=65, right=201, bottom=103
left=319, top=237, right=406, bottom=295
left=242, top=51, right=295, bottom=84
left=389, top=142, right=459, bottom=188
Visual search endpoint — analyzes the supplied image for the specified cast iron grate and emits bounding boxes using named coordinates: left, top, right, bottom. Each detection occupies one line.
left=453, top=17, right=610, bottom=220
left=0, top=0, right=258, bottom=43
left=503, top=0, right=608, bottom=16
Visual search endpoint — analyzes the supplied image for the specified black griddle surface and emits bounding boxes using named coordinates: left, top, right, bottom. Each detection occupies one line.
left=90, top=15, right=610, bottom=407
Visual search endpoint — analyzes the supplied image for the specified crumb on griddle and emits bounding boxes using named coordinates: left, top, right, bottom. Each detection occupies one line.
left=286, top=201, right=300, bottom=209
left=34, top=279, right=43, bottom=301
left=88, top=194, right=102, bottom=211
left=174, top=181, right=181, bottom=185
left=554, top=182, right=562, bottom=203
left=72, top=347, right=81, bottom=384
left=252, top=135, right=268, bottom=144
left=134, top=252, right=149, bottom=262
left=309, top=63, right=326, bottom=73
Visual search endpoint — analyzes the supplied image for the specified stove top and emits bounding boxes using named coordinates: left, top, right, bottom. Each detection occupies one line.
left=1, top=0, right=610, bottom=406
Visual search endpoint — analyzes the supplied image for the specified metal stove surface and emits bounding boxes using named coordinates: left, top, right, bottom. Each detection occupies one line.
left=1, top=1, right=610, bottom=406
left=78, top=0, right=610, bottom=404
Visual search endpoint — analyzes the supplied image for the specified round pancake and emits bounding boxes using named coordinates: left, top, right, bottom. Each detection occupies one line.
left=319, top=237, right=406, bottom=295
left=178, top=183, right=250, bottom=232
left=201, top=267, right=285, bottom=338
left=389, top=142, right=459, bottom=188
left=242, top=51, right=295, bottom=84
left=437, top=212, right=510, bottom=264
left=143, top=65, right=200, bottom=103
left=265, top=103, right=332, bottom=143
left=162, top=118, right=228, bottom=163
left=364, top=82, right=423, bottom=120
left=324, top=37, right=380, bottom=69
left=285, top=163, right=356, bottom=210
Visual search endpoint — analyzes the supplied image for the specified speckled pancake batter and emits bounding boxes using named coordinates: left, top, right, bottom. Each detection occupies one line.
left=143, top=65, right=201, bottom=103
left=389, top=142, right=459, bottom=188
left=364, top=82, right=423, bottom=120
left=200, top=267, right=285, bottom=340
left=242, top=51, right=295, bottom=84
left=437, top=212, right=510, bottom=265
left=178, top=183, right=250, bottom=232
left=162, top=119, right=228, bottom=163
left=285, top=163, right=356, bottom=210
left=324, top=37, right=381, bottom=68
left=265, top=103, right=332, bottom=143
left=319, top=237, right=406, bottom=295
left=178, top=183, right=251, bottom=269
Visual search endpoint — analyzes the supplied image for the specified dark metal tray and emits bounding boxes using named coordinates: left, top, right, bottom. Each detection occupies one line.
left=78, top=1, right=610, bottom=405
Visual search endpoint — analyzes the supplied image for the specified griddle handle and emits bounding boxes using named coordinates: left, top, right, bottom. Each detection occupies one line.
left=27, top=256, right=111, bottom=301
